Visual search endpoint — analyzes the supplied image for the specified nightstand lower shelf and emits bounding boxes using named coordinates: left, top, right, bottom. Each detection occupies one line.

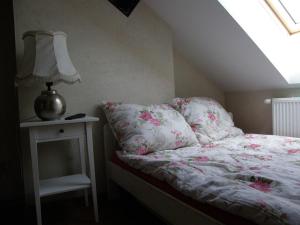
left=40, top=174, right=91, bottom=197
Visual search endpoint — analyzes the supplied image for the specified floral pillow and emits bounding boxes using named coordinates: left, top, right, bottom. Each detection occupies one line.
left=102, top=102, right=198, bottom=155
left=172, top=97, right=243, bottom=144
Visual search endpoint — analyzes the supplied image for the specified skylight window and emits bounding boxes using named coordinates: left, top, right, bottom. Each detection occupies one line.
left=218, top=0, right=300, bottom=84
left=266, top=0, right=300, bottom=34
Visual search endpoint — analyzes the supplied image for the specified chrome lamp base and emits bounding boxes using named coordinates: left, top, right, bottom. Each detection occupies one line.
left=34, top=82, right=66, bottom=121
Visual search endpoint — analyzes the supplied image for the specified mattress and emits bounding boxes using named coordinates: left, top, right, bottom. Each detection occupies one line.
left=115, top=134, right=300, bottom=225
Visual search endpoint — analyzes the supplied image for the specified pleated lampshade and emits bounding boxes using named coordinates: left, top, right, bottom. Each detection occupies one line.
left=16, top=30, right=81, bottom=86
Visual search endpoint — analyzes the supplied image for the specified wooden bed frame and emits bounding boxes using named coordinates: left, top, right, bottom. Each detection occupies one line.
left=103, top=124, right=224, bottom=225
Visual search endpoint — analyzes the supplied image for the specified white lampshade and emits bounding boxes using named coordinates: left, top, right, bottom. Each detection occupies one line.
left=16, top=30, right=81, bottom=86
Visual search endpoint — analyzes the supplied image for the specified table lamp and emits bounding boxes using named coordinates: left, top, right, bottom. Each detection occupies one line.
left=16, top=30, right=81, bottom=121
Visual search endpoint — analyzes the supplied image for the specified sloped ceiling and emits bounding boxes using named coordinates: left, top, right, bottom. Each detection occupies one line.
left=144, top=0, right=292, bottom=92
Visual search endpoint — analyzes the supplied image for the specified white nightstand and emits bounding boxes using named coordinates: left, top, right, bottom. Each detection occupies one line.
left=20, top=116, right=99, bottom=225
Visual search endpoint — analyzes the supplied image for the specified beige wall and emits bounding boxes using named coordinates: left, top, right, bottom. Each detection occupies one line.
left=173, top=49, right=225, bottom=105
left=14, top=0, right=225, bottom=195
left=14, top=0, right=175, bottom=193
left=226, top=88, right=300, bottom=134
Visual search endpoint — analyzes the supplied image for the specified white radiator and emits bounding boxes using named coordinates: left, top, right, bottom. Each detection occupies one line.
left=272, top=98, right=300, bottom=137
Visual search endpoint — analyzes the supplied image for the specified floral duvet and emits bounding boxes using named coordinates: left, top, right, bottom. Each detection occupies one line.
left=117, top=134, right=300, bottom=225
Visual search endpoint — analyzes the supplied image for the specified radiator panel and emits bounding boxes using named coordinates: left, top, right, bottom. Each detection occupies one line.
left=272, top=98, right=300, bottom=137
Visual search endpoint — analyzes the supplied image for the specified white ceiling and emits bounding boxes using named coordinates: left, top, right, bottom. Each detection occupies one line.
left=144, top=0, right=294, bottom=92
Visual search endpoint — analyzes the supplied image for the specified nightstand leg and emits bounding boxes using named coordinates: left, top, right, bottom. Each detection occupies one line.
left=78, top=137, right=89, bottom=207
left=86, top=123, right=99, bottom=223
left=29, top=129, right=42, bottom=225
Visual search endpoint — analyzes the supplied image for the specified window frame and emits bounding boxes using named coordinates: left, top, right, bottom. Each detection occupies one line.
left=265, top=0, right=300, bottom=35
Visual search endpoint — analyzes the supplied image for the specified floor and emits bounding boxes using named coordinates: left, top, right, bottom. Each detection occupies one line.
left=17, top=193, right=167, bottom=225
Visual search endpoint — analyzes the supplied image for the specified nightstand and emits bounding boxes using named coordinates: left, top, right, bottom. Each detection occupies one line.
left=20, top=116, right=99, bottom=225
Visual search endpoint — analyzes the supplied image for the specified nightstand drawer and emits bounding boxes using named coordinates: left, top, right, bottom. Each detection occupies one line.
left=36, top=124, right=84, bottom=141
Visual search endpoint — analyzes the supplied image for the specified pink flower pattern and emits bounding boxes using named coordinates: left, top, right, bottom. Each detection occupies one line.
left=190, top=124, right=198, bottom=132
left=174, top=98, right=192, bottom=108
left=150, top=118, right=161, bottom=126
left=136, top=146, right=149, bottom=155
left=288, top=149, right=300, bottom=154
left=171, top=130, right=182, bottom=137
left=139, top=111, right=161, bottom=126
left=208, top=112, right=217, bottom=121
left=202, top=143, right=218, bottom=148
left=139, top=111, right=153, bottom=121
left=105, top=101, right=116, bottom=110
left=246, top=143, right=261, bottom=150
left=117, top=133, right=300, bottom=225
left=172, top=97, right=243, bottom=144
left=249, top=180, right=272, bottom=193
left=285, top=138, right=295, bottom=144
left=171, top=130, right=190, bottom=149
left=104, top=100, right=300, bottom=224
left=194, top=156, right=209, bottom=162
left=175, top=140, right=183, bottom=147
left=102, top=102, right=198, bottom=155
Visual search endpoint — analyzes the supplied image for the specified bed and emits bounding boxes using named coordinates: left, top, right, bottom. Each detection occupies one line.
left=102, top=98, right=300, bottom=225
left=104, top=124, right=227, bottom=225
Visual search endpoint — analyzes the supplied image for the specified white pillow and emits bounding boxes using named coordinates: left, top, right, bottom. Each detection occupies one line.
left=102, top=102, right=198, bottom=155
left=172, top=97, right=243, bottom=144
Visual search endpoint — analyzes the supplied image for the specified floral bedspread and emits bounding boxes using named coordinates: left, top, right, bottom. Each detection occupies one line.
left=117, top=134, right=300, bottom=225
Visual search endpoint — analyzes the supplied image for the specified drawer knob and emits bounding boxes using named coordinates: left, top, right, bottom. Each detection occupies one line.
left=59, top=129, right=64, bottom=133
